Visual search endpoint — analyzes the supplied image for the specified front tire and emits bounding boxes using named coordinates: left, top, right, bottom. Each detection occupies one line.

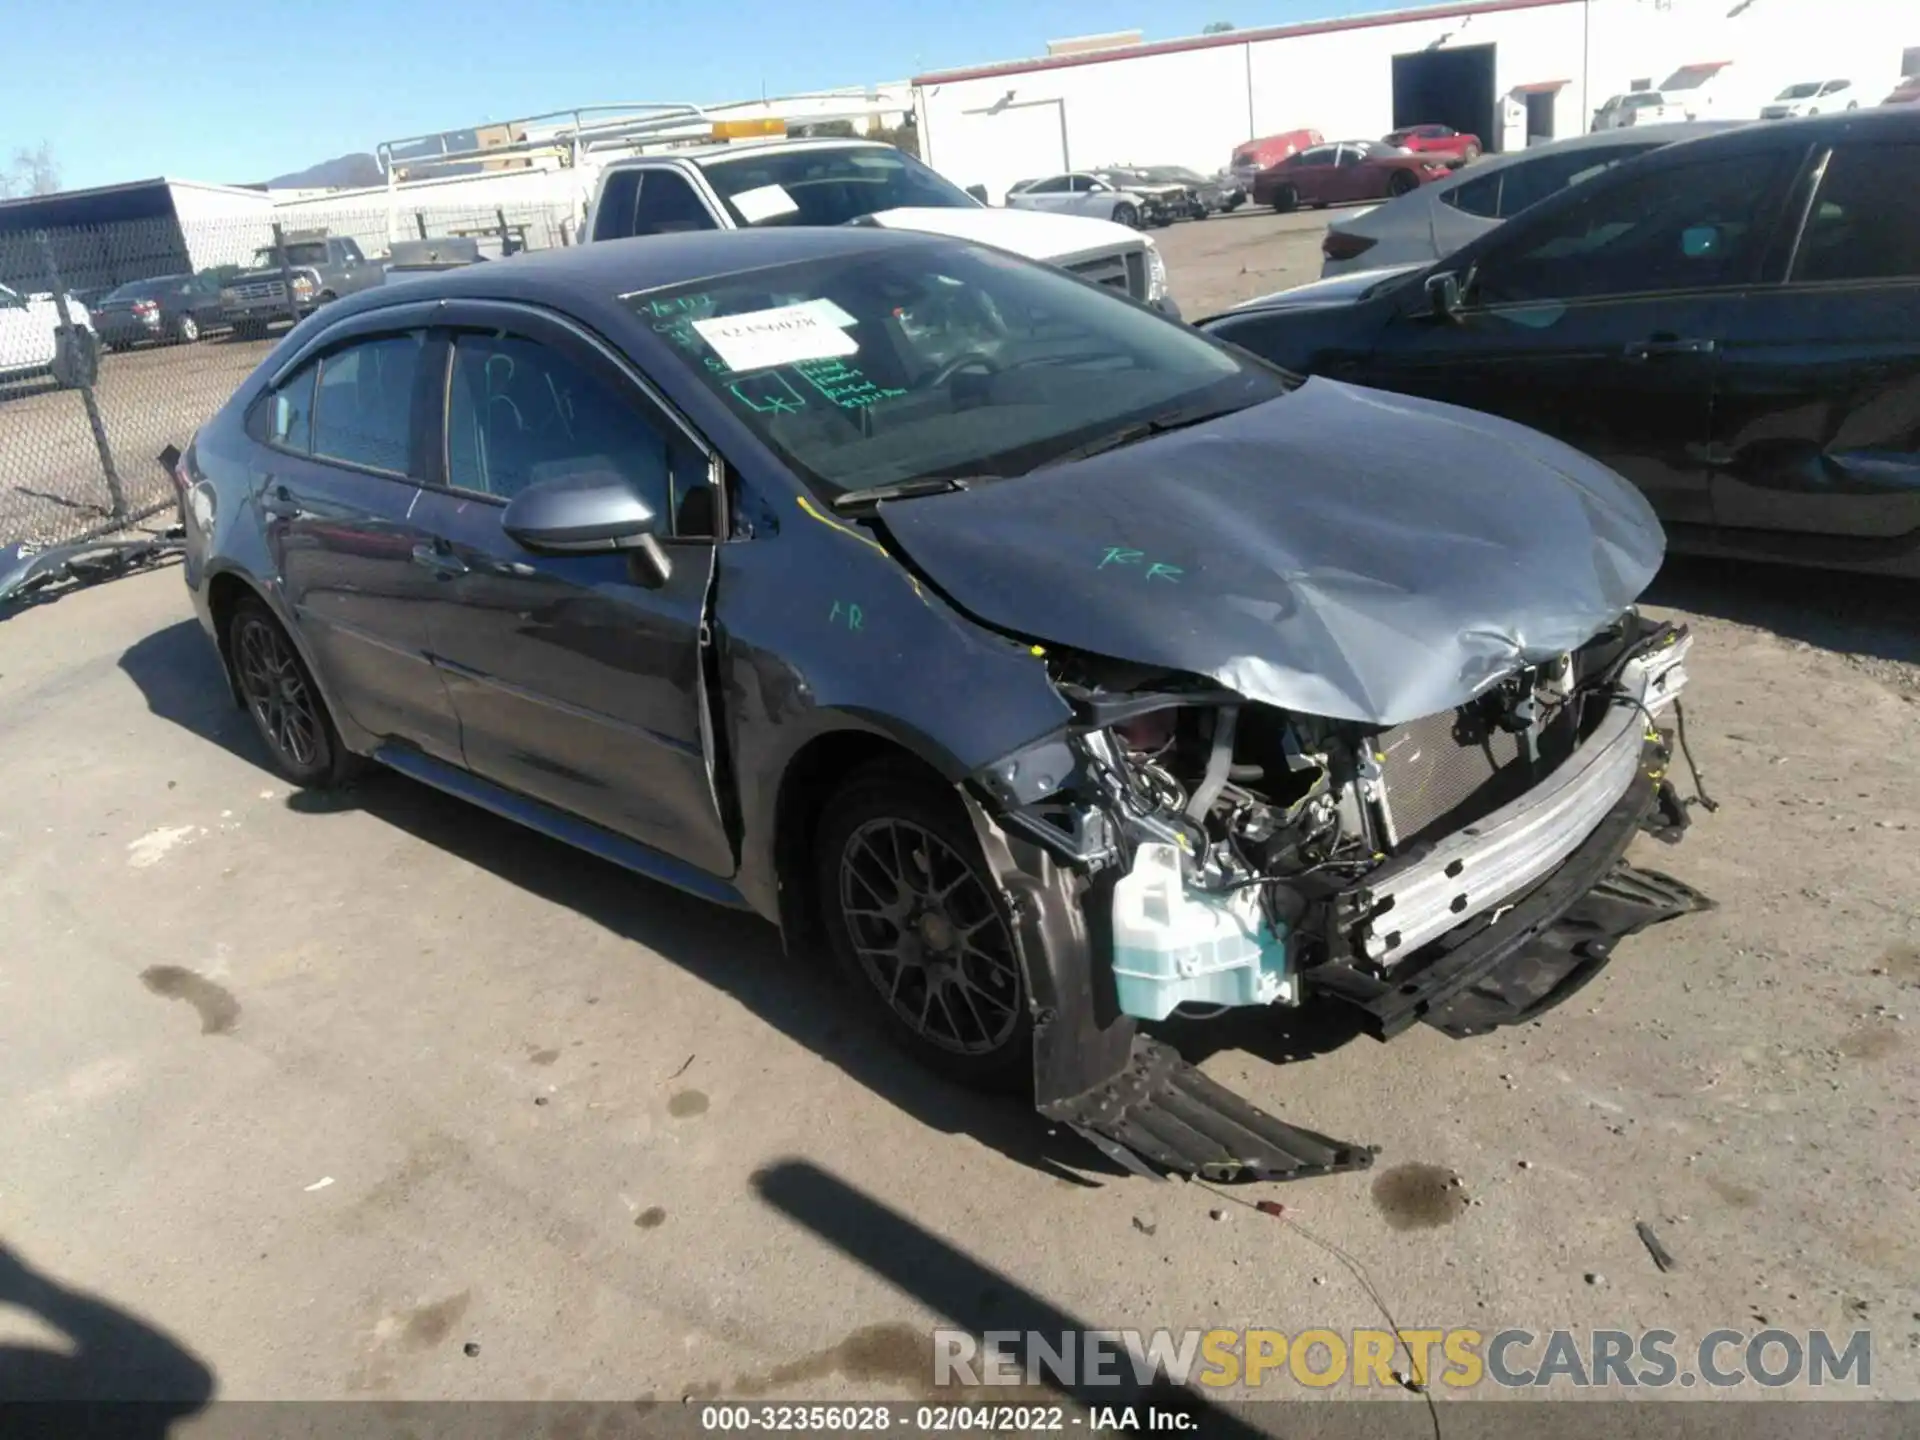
left=1387, top=169, right=1419, bottom=197
left=815, top=763, right=1032, bottom=1093
left=1460, top=143, right=1481, bottom=164
left=227, top=597, right=354, bottom=788
left=1112, top=202, right=1140, bottom=228
left=1272, top=185, right=1298, bottom=213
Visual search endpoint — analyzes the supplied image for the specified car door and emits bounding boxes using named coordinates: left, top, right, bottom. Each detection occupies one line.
left=1288, top=147, right=1339, bottom=204
left=192, top=274, right=225, bottom=328
left=1351, top=143, right=1800, bottom=528
left=1064, top=174, right=1109, bottom=216
left=1329, top=145, right=1371, bottom=202
left=1707, top=138, right=1920, bottom=550
left=253, top=315, right=463, bottom=761
left=1006, top=176, right=1065, bottom=211
left=409, top=305, right=734, bottom=878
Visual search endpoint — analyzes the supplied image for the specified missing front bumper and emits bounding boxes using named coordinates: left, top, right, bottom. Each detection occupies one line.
left=1309, top=739, right=1715, bottom=1039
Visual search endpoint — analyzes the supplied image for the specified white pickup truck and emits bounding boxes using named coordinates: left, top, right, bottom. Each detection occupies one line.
left=584, top=137, right=1180, bottom=319
left=0, top=281, right=94, bottom=386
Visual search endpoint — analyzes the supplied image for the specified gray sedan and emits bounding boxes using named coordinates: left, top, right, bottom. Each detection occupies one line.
left=1318, top=122, right=1744, bottom=277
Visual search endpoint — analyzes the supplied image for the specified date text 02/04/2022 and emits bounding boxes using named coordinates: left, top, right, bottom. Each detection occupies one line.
left=696, top=1403, right=1198, bottom=1432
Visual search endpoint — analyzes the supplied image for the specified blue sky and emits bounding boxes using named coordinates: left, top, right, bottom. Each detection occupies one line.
left=3, top=0, right=1414, bottom=190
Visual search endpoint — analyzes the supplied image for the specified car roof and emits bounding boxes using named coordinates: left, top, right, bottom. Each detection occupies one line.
left=1430, top=120, right=1750, bottom=180
left=599, top=136, right=897, bottom=169
left=303, top=225, right=952, bottom=338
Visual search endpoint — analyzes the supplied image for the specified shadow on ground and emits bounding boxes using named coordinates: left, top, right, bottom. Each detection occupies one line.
left=0, top=1242, right=214, bottom=1435
left=1646, top=554, right=1919, bottom=669
left=118, top=618, right=1130, bottom=1186
left=749, top=1160, right=1316, bottom=1437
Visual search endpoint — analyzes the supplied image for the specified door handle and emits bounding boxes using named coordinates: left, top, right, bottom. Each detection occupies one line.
left=410, top=542, right=469, bottom=578
left=1623, top=337, right=1716, bottom=359
left=259, top=484, right=301, bottom=520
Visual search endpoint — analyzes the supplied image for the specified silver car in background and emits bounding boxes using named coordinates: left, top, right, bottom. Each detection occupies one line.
left=1317, top=122, right=1744, bottom=277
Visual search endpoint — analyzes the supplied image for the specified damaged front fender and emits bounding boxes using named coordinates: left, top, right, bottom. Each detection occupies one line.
left=959, top=789, right=1377, bottom=1183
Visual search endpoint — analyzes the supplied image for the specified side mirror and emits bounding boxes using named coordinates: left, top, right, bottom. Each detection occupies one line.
left=1424, top=271, right=1464, bottom=322
left=964, top=184, right=989, bottom=204
left=501, top=463, right=673, bottom=585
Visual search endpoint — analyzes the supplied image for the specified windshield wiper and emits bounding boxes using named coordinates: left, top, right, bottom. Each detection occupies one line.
left=1036, top=402, right=1247, bottom=469
left=830, top=476, right=974, bottom=512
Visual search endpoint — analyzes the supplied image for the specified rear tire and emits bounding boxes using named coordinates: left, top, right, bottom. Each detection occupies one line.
left=226, top=596, right=356, bottom=789
left=174, top=313, right=199, bottom=344
left=1461, top=142, right=1481, bottom=163
left=815, top=761, right=1032, bottom=1094
left=1112, top=202, right=1140, bottom=228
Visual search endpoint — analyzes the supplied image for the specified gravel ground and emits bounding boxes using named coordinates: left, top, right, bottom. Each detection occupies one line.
left=0, top=208, right=1915, bottom=1421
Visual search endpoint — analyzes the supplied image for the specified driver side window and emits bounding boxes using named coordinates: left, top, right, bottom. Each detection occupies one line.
left=1473, top=151, right=1784, bottom=305
left=445, top=332, right=714, bottom=538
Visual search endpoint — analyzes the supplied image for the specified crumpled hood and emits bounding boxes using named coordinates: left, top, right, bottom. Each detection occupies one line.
left=860, top=206, right=1145, bottom=264
left=876, top=378, right=1666, bottom=727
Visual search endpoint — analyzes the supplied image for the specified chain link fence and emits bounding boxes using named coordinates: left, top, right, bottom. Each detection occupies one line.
left=1, top=200, right=580, bottom=551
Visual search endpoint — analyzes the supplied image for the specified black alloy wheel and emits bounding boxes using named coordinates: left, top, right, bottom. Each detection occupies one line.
left=816, top=764, right=1032, bottom=1091
left=227, top=597, right=352, bottom=787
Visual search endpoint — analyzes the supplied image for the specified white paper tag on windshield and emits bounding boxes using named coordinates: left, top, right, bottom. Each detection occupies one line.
left=693, top=298, right=857, bottom=372
left=730, top=183, right=800, bottom=225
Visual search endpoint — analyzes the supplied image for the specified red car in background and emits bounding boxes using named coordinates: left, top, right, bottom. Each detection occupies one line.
left=1252, top=140, right=1449, bottom=211
left=1383, top=123, right=1483, bottom=166
left=1229, top=128, right=1324, bottom=190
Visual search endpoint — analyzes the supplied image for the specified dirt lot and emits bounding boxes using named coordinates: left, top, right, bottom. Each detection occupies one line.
left=1, top=212, right=1917, bottom=1420
left=0, top=330, right=278, bottom=546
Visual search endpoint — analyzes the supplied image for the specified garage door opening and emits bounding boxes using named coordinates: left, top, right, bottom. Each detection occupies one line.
left=1392, top=44, right=1499, bottom=153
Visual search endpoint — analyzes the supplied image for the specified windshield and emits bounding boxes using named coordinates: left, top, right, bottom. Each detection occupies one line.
left=1627, top=93, right=1664, bottom=107
left=699, top=146, right=980, bottom=227
left=627, top=242, right=1286, bottom=500
left=1145, top=167, right=1205, bottom=183
left=1777, top=83, right=1821, bottom=99
left=253, top=242, right=329, bottom=267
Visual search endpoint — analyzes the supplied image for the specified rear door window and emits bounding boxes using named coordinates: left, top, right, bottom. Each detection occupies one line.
left=311, top=333, right=424, bottom=473
left=1444, top=170, right=1503, bottom=218
left=267, top=363, right=318, bottom=452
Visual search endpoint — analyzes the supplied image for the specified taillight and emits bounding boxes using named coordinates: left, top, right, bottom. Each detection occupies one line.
left=133, top=299, right=159, bottom=315
left=1323, top=231, right=1378, bottom=262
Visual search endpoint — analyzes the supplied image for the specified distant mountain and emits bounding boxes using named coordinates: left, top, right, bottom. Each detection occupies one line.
left=264, top=152, right=384, bottom=190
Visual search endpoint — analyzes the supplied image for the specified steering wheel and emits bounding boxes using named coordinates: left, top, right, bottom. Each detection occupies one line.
left=924, top=351, right=1002, bottom=389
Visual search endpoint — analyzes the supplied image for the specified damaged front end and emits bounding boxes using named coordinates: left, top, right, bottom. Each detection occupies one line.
left=964, top=611, right=1714, bottom=1182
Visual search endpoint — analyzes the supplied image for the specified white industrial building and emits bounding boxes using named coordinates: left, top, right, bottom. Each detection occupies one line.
left=912, top=0, right=1918, bottom=203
